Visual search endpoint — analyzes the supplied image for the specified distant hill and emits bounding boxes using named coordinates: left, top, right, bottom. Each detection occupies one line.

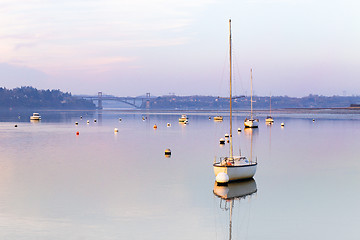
left=145, top=94, right=360, bottom=110
left=0, top=86, right=95, bottom=109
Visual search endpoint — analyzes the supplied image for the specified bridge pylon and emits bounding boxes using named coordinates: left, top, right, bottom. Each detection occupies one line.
left=98, top=92, right=103, bottom=109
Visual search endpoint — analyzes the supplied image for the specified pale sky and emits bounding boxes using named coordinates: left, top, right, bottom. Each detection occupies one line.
left=0, top=0, right=359, bottom=97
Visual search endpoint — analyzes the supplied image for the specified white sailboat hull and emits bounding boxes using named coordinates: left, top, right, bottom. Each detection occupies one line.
left=244, top=119, right=259, bottom=128
left=213, top=163, right=257, bottom=181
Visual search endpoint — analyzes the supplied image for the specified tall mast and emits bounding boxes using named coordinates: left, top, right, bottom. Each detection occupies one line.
left=250, top=68, right=253, bottom=119
left=229, top=19, right=233, bottom=159
left=270, top=94, right=272, bottom=116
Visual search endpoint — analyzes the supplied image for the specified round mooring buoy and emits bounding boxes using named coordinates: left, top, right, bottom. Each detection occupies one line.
left=14, top=124, right=18, bottom=128
left=281, top=122, right=285, bottom=127
left=219, top=138, right=225, bottom=144
left=80, top=116, right=82, bottom=119
left=238, top=128, right=241, bottom=132
left=87, top=120, right=90, bottom=124
left=119, top=118, right=122, bottom=121
left=216, top=172, right=229, bottom=185
left=94, top=119, right=97, bottom=123
left=75, top=122, right=78, bottom=125
left=76, top=131, right=79, bottom=135
left=153, top=124, right=157, bottom=129
left=165, top=148, right=171, bottom=156
left=114, top=128, right=118, bottom=133
left=167, top=123, right=171, bottom=127
left=225, top=133, right=229, bottom=138
left=313, top=119, right=315, bottom=122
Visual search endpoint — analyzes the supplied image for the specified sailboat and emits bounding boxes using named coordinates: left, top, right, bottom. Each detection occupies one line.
left=213, top=178, right=257, bottom=240
left=244, top=69, right=259, bottom=128
left=213, top=20, right=257, bottom=184
left=265, top=95, right=274, bottom=124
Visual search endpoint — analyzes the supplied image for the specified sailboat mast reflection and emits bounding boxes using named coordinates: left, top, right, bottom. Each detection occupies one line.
left=213, top=179, right=257, bottom=240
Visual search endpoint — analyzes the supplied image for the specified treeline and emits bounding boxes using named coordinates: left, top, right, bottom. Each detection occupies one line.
left=0, top=86, right=95, bottom=109
left=147, top=94, right=360, bottom=110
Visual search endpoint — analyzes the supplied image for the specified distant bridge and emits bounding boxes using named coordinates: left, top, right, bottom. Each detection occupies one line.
left=78, top=92, right=151, bottom=109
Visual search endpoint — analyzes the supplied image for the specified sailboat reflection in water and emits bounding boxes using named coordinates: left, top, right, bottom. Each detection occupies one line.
left=213, top=179, right=257, bottom=240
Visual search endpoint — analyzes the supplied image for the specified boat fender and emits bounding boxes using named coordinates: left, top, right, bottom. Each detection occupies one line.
left=216, top=172, right=229, bottom=184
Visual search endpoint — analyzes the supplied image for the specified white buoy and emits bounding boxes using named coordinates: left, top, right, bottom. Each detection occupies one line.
left=94, top=119, right=97, bottom=123
left=237, top=128, right=241, bottom=132
left=281, top=122, right=285, bottom=127
left=119, top=118, right=122, bottom=121
left=225, top=133, right=229, bottom=138
left=167, top=123, right=171, bottom=127
left=114, top=128, right=118, bottom=132
left=216, top=172, right=229, bottom=184
left=312, top=119, right=315, bottom=122
left=219, top=138, right=225, bottom=144
left=209, top=117, right=211, bottom=120
left=75, top=122, right=78, bottom=125
left=87, top=120, right=90, bottom=124
left=80, top=116, right=82, bottom=119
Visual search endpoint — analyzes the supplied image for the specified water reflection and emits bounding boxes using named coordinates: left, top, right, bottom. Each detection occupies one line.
left=213, top=179, right=257, bottom=240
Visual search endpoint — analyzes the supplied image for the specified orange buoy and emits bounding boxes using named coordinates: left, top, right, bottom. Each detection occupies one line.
left=153, top=124, right=157, bottom=129
left=76, top=131, right=79, bottom=135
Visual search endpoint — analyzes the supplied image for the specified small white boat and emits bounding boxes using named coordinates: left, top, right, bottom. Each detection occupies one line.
left=244, top=69, right=259, bottom=128
left=214, top=156, right=257, bottom=181
left=213, top=20, right=257, bottom=183
left=30, top=113, right=41, bottom=121
left=213, top=116, right=223, bottom=121
left=265, top=95, right=274, bottom=124
left=265, top=116, right=274, bottom=124
left=178, top=114, right=188, bottom=122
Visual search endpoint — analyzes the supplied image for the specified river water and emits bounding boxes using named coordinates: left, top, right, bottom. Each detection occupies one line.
left=0, top=110, right=359, bottom=239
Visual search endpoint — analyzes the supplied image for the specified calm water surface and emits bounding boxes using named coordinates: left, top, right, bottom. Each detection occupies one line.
left=0, top=110, right=359, bottom=239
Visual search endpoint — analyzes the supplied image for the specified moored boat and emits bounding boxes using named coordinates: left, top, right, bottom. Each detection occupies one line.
left=213, top=116, right=223, bottom=121
left=213, top=20, right=257, bottom=184
left=178, top=114, right=188, bottom=123
left=244, top=69, right=259, bottom=128
left=30, top=113, right=41, bottom=121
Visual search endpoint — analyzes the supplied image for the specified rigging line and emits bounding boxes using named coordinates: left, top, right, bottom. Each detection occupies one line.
left=233, top=52, right=245, bottom=97
left=218, top=49, right=229, bottom=99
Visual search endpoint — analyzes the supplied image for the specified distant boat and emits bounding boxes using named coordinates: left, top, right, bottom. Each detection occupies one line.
left=30, top=113, right=41, bottom=121
left=213, top=20, right=257, bottom=184
left=244, top=69, right=259, bottom=128
left=265, top=95, right=274, bottom=124
left=213, top=116, right=223, bottom=121
left=178, top=114, right=188, bottom=123
left=213, top=178, right=257, bottom=240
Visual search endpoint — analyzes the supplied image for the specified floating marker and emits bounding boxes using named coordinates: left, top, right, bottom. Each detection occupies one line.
left=80, top=116, right=82, bottom=119
left=225, top=133, right=229, bottom=138
left=219, top=138, right=225, bottom=144
left=114, top=128, right=118, bottom=132
left=87, top=120, right=90, bottom=124
left=119, top=118, right=122, bottom=121
left=281, top=122, right=285, bottom=127
left=165, top=148, right=171, bottom=156
left=94, top=119, right=97, bottom=123
left=14, top=124, right=18, bottom=127
left=75, top=122, right=78, bottom=125
left=216, top=172, right=229, bottom=185
left=153, top=124, right=157, bottom=129
left=237, top=128, right=241, bottom=132
left=313, top=119, right=315, bottom=122
left=76, top=131, right=79, bottom=135
left=209, top=117, right=211, bottom=120
left=167, top=123, right=171, bottom=127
